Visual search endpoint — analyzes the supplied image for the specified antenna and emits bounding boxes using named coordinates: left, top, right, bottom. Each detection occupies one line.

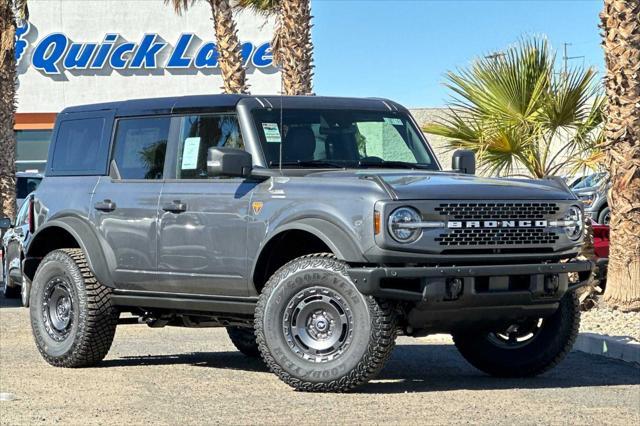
left=279, top=74, right=284, bottom=174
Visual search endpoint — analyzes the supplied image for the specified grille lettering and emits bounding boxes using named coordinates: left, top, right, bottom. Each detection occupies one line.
left=447, top=220, right=548, bottom=229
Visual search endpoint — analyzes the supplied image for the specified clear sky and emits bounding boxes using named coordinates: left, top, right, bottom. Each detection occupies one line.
left=312, top=0, right=604, bottom=107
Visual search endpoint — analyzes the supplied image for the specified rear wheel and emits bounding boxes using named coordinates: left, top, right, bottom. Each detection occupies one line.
left=226, top=326, right=260, bottom=357
left=598, top=207, right=611, bottom=225
left=453, top=291, right=579, bottom=377
left=30, top=249, right=118, bottom=367
left=255, top=254, right=397, bottom=392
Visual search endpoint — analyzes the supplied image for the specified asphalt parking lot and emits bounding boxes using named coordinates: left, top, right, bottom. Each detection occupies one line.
left=1, top=296, right=639, bottom=425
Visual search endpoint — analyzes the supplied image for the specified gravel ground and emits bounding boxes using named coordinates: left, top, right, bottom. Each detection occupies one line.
left=580, top=304, right=640, bottom=342
left=1, top=296, right=639, bottom=425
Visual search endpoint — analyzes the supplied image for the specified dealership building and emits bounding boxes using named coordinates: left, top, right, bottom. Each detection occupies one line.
left=14, top=0, right=279, bottom=173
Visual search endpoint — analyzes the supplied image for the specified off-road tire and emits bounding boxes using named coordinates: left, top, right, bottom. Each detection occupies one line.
left=30, top=249, right=118, bottom=367
left=2, top=256, right=20, bottom=299
left=598, top=207, right=611, bottom=225
left=226, top=326, right=260, bottom=357
left=255, top=253, right=397, bottom=392
left=453, top=291, right=579, bottom=377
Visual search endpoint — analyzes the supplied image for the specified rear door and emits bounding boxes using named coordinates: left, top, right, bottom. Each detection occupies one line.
left=91, top=116, right=171, bottom=290
left=156, top=113, right=258, bottom=296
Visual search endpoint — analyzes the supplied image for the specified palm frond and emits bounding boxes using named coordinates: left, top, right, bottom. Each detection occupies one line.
left=165, top=0, right=199, bottom=15
left=236, top=0, right=280, bottom=15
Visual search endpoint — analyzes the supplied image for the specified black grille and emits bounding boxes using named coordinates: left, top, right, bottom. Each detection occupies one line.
left=435, top=202, right=559, bottom=220
left=436, top=228, right=559, bottom=246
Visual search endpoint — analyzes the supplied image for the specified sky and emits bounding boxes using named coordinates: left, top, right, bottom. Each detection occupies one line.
left=311, top=0, right=604, bottom=107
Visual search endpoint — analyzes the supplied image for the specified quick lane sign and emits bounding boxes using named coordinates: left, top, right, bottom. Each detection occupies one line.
left=15, top=22, right=273, bottom=75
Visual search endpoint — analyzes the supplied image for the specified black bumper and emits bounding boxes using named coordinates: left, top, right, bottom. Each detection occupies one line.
left=347, top=260, right=594, bottom=332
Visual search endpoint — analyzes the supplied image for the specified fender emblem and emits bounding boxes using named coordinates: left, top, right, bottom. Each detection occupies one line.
left=252, top=201, right=264, bottom=215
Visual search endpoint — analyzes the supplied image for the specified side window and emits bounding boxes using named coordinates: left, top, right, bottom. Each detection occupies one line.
left=15, top=199, right=30, bottom=226
left=51, top=118, right=105, bottom=172
left=112, top=117, right=170, bottom=180
left=176, top=114, right=243, bottom=179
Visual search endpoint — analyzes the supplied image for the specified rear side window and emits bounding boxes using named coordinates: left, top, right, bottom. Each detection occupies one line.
left=51, top=118, right=105, bottom=173
left=112, top=117, right=170, bottom=180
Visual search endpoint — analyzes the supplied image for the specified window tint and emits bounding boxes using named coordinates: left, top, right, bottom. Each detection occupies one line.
left=51, top=118, right=105, bottom=172
left=176, top=114, right=243, bottom=179
left=112, top=117, right=170, bottom=180
left=16, top=176, right=42, bottom=199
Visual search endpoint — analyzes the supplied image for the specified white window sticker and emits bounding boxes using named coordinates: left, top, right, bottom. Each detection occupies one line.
left=181, top=137, right=201, bottom=170
left=384, top=117, right=403, bottom=126
left=262, top=122, right=282, bottom=143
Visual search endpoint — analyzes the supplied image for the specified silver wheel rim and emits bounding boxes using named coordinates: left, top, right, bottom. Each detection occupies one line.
left=282, top=286, right=354, bottom=363
left=41, top=277, right=74, bottom=342
left=487, top=318, right=544, bottom=349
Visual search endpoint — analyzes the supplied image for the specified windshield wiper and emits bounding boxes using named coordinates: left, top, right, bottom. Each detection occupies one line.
left=357, top=160, right=432, bottom=169
left=269, top=160, right=348, bottom=168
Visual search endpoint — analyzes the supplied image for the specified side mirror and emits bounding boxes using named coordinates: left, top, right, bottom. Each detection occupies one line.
left=452, top=150, right=476, bottom=175
left=207, top=147, right=252, bottom=178
left=0, top=217, right=12, bottom=230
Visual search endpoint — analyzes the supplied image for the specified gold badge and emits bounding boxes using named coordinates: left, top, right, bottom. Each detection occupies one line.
left=252, top=201, right=264, bottom=215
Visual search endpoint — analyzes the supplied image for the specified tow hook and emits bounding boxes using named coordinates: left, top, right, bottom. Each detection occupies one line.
left=445, top=278, right=464, bottom=300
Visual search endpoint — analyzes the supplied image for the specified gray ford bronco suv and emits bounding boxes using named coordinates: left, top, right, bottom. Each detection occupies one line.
left=24, top=95, right=592, bottom=392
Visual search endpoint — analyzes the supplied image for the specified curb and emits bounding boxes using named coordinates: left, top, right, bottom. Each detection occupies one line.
left=573, top=332, right=640, bottom=365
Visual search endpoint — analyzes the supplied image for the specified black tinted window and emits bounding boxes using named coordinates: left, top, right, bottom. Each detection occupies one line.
left=176, top=114, right=243, bottom=179
left=51, top=118, right=105, bottom=172
left=112, top=117, right=170, bottom=180
left=16, top=176, right=42, bottom=199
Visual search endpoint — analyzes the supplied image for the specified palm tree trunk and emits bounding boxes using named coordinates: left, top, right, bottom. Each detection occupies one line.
left=210, top=0, right=248, bottom=94
left=600, top=0, right=640, bottom=311
left=272, top=0, right=314, bottom=95
left=0, top=0, right=17, bottom=220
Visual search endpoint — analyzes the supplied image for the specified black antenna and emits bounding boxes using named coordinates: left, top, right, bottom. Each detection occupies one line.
left=279, top=75, right=284, bottom=173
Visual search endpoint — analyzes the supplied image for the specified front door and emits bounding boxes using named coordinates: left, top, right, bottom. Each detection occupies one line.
left=157, top=113, right=256, bottom=296
left=91, top=116, right=171, bottom=290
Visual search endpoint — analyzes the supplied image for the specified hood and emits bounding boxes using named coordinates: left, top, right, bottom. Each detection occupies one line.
left=308, top=170, right=576, bottom=200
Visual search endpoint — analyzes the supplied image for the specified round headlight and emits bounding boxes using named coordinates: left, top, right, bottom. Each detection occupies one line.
left=388, top=207, right=422, bottom=243
left=564, top=205, right=583, bottom=240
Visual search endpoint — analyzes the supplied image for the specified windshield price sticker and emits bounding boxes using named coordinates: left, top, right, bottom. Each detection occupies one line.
left=181, top=137, right=201, bottom=170
left=262, top=123, right=282, bottom=143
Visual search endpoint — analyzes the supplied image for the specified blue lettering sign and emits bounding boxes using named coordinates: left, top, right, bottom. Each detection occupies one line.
left=32, top=33, right=68, bottom=74
left=19, top=24, right=274, bottom=75
left=194, top=42, right=218, bottom=68
left=130, top=34, right=167, bottom=69
left=167, top=34, right=194, bottom=68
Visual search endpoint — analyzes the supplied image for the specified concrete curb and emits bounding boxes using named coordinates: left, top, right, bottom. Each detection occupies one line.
left=573, top=332, right=640, bottom=365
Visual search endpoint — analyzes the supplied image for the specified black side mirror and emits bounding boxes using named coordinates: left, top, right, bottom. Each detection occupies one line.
left=0, top=217, right=12, bottom=230
left=207, top=147, right=252, bottom=178
left=452, top=150, right=476, bottom=175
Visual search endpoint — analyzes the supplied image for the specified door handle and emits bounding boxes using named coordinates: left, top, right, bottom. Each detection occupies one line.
left=94, top=200, right=117, bottom=212
left=162, top=200, right=187, bottom=213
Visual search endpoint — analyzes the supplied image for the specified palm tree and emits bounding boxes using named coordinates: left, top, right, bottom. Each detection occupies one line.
left=238, top=0, right=314, bottom=95
left=423, top=38, right=604, bottom=179
left=166, top=0, right=248, bottom=94
left=0, top=0, right=27, bottom=221
left=600, top=0, right=640, bottom=311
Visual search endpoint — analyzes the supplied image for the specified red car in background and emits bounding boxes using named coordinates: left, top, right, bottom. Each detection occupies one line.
left=592, top=224, right=609, bottom=284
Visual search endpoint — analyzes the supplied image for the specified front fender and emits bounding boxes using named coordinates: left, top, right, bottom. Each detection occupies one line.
left=26, top=216, right=115, bottom=287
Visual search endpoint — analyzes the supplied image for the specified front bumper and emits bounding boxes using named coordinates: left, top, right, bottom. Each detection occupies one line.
left=347, top=260, right=594, bottom=332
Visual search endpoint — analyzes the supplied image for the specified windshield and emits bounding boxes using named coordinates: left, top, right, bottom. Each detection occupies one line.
left=252, top=109, right=437, bottom=169
left=571, top=172, right=607, bottom=190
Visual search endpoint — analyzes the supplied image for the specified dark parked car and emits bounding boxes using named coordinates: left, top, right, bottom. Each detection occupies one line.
left=571, top=172, right=610, bottom=224
left=1, top=193, right=33, bottom=305
left=22, top=95, right=592, bottom=392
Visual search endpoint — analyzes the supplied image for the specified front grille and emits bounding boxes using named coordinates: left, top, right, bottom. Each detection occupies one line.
left=435, top=202, right=559, bottom=220
left=435, top=228, right=559, bottom=246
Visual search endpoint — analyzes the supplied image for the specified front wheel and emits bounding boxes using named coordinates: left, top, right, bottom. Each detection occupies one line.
left=255, top=254, right=397, bottom=392
left=453, top=292, right=579, bottom=377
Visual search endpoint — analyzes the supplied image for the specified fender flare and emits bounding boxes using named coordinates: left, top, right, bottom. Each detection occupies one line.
left=26, top=216, right=115, bottom=287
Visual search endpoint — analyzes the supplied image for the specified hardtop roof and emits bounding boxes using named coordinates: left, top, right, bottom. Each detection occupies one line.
left=58, top=94, right=407, bottom=117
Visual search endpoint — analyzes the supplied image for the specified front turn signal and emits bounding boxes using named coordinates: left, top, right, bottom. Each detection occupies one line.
left=374, top=211, right=381, bottom=235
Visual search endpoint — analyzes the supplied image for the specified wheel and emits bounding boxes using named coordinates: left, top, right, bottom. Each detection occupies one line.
left=453, top=291, right=579, bottom=377
left=255, top=254, right=397, bottom=392
left=226, top=326, right=260, bottom=357
left=2, top=258, right=20, bottom=299
left=598, top=207, right=610, bottom=225
left=30, top=249, right=118, bottom=367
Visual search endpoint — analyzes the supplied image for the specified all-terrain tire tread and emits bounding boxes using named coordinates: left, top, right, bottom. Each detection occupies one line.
left=32, top=248, right=118, bottom=368
left=255, top=253, right=397, bottom=392
left=226, top=326, right=260, bottom=357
